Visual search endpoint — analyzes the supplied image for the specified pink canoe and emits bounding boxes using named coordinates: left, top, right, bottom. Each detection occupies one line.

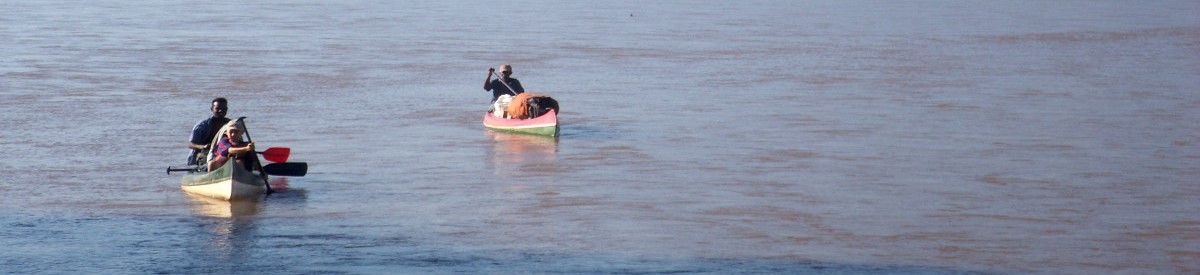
left=483, top=109, right=558, bottom=136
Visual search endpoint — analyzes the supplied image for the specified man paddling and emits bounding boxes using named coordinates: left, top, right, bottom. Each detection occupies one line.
left=483, top=64, right=525, bottom=102
left=186, top=97, right=231, bottom=166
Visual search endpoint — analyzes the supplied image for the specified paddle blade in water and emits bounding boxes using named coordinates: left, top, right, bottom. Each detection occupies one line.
left=263, top=162, right=307, bottom=177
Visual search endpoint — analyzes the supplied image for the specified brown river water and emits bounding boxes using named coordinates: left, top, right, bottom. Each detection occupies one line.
left=1, top=1, right=1198, bottom=274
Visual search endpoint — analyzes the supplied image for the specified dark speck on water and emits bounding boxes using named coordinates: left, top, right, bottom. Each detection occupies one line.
left=1, top=0, right=1197, bottom=274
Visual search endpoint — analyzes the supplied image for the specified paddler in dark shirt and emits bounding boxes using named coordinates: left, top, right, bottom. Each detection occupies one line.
left=483, top=64, right=524, bottom=102
left=186, top=97, right=231, bottom=166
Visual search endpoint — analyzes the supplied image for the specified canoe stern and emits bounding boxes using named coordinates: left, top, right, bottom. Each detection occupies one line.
left=483, top=109, right=559, bottom=136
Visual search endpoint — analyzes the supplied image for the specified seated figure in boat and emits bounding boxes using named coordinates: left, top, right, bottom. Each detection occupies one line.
left=207, top=121, right=257, bottom=172
left=187, top=97, right=230, bottom=166
left=483, top=64, right=524, bottom=102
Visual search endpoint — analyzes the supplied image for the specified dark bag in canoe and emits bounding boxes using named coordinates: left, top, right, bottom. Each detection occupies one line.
left=526, top=96, right=559, bottom=118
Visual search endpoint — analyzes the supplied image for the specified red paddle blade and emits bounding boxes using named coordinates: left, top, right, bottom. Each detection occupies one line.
left=259, top=147, right=290, bottom=163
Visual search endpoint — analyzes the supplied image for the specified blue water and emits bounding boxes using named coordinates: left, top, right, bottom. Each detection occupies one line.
left=2, top=0, right=1198, bottom=274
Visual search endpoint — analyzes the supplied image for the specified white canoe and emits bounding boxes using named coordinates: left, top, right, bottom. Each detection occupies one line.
left=180, top=160, right=266, bottom=201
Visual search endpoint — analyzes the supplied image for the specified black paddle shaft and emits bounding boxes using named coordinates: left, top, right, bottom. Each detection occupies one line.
left=166, top=166, right=196, bottom=175
left=237, top=117, right=273, bottom=194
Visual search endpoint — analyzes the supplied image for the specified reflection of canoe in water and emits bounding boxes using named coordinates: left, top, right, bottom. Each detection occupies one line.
left=180, top=160, right=267, bottom=201
left=483, top=109, right=558, bottom=136
left=185, top=192, right=261, bottom=218
left=489, top=131, right=558, bottom=156
left=488, top=131, right=558, bottom=177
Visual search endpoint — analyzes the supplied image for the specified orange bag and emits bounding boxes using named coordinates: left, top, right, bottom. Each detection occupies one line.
left=506, top=93, right=545, bottom=119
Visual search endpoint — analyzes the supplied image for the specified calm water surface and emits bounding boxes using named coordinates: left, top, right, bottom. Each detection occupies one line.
left=2, top=0, right=1198, bottom=274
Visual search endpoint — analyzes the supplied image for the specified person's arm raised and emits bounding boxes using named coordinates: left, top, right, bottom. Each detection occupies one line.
left=483, top=68, right=495, bottom=90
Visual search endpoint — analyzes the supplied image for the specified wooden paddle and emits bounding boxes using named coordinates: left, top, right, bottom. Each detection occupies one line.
left=490, top=70, right=519, bottom=95
left=237, top=117, right=273, bottom=194
left=258, top=147, right=290, bottom=163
